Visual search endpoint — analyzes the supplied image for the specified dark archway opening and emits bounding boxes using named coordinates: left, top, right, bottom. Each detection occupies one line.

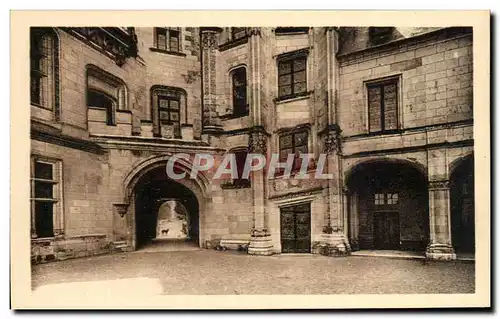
left=134, top=166, right=199, bottom=249
left=347, top=161, right=429, bottom=251
left=450, top=156, right=475, bottom=254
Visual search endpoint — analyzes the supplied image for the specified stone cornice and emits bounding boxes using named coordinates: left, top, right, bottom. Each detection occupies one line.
left=31, top=120, right=106, bottom=155
left=90, top=134, right=226, bottom=153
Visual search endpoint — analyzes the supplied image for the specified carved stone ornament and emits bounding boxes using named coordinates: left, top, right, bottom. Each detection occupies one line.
left=201, top=33, right=218, bottom=50
left=251, top=228, right=270, bottom=237
left=113, top=203, right=129, bottom=218
left=249, top=131, right=267, bottom=155
left=323, top=124, right=342, bottom=154
left=247, top=27, right=261, bottom=37
left=65, top=27, right=138, bottom=67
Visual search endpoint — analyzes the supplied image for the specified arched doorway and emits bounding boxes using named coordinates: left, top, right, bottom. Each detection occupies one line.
left=346, top=160, right=429, bottom=252
left=450, top=155, right=475, bottom=254
left=134, top=166, right=200, bottom=249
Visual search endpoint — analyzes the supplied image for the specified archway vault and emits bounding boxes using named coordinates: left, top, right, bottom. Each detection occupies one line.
left=122, top=153, right=210, bottom=206
left=345, top=159, right=429, bottom=252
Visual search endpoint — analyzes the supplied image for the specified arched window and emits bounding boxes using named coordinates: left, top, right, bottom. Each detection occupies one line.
left=231, top=67, right=248, bottom=117
left=221, top=148, right=251, bottom=189
left=30, top=27, right=59, bottom=112
left=87, top=89, right=116, bottom=125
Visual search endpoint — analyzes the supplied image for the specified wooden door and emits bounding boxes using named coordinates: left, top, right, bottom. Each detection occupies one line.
left=373, top=211, right=400, bottom=249
left=280, top=204, right=311, bottom=253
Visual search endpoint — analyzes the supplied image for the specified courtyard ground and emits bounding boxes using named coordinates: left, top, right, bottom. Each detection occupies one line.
left=31, top=249, right=475, bottom=295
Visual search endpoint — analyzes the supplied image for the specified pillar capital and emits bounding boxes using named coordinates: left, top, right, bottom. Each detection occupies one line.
left=429, top=180, right=451, bottom=190
left=249, top=130, right=267, bottom=155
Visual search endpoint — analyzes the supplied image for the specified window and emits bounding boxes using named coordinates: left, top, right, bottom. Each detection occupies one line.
left=278, top=56, right=307, bottom=100
left=279, top=130, right=308, bottom=172
left=275, top=27, right=309, bottom=34
left=158, top=95, right=181, bottom=138
left=30, top=28, right=57, bottom=108
left=30, top=157, right=63, bottom=238
left=387, top=193, right=399, bottom=205
left=231, top=27, right=247, bottom=41
left=374, top=193, right=385, bottom=205
left=231, top=67, right=248, bottom=117
left=374, top=193, right=399, bottom=205
left=221, top=149, right=251, bottom=189
left=87, top=89, right=115, bottom=125
left=155, top=27, right=180, bottom=52
left=151, top=86, right=186, bottom=138
left=367, top=79, right=399, bottom=133
left=86, top=64, right=127, bottom=127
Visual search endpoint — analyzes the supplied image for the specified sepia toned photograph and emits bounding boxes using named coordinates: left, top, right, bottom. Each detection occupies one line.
left=10, top=10, right=490, bottom=310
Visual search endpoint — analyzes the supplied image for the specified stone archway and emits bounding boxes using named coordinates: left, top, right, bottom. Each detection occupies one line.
left=450, top=155, right=475, bottom=254
left=121, top=155, right=210, bottom=250
left=133, top=167, right=200, bottom=249
left=345, top=159, right=429, bottom=252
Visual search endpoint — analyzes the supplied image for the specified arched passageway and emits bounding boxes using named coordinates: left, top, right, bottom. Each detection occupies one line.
left=346, top=161, right=429, bottom=252
left=134, top=166, right=200, bottom=249
left=450, top=156, right=475, bottom=254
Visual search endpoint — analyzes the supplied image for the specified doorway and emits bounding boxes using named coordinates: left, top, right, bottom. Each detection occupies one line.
left=450, top=156, right=475, bottom=254
left=373, top=211, right=400, bottom=249
left=280, top=203, right=311, bottom=253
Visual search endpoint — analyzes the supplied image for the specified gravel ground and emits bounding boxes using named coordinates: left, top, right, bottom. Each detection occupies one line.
left=31, top=250, right=475, bottom=295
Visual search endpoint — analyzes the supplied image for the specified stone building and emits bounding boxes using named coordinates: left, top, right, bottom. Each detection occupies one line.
left=30, top=26, right=474, bottom=263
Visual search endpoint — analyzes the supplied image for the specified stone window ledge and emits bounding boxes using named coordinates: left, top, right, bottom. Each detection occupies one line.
left=274, top=90, right=313, bottom=104
left=218, top=36, right=249, bottom=52
left=149, top=47, right=187, bottom=57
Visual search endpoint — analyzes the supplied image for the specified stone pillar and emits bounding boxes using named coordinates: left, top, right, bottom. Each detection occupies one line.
left=426, top=180, right=456, bottom=260
left=200, top=27, right=223, bottom=134
left=247, top=130, right=273, bottom=255
left=315, top=125, right=351, bottom=256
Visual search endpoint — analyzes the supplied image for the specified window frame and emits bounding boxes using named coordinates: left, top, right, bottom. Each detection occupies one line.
left=87, top=88, right=117, bottom=126
left=365, top=75, right=402, bottom=135
left=278, top=129, right=310, bottom=173
left=153, top=27, right=183, bottom=55
left=276, top=53, right=309, bottom=101
left=221, top=148, right=251, bottom=189
left=150, top=85, right=187, bottom=138
left=231, top=66, right=249, bottom=117
left=30, top=27, right=59, bottom=115
left=374, top=192, right=399, bottom=206
left=30, top=156, right=64, bottom=239
left=158, top=94, right=181, bottom=138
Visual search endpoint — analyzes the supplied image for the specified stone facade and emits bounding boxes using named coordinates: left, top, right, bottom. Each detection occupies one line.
left=30, top=27, right=474, bottom=263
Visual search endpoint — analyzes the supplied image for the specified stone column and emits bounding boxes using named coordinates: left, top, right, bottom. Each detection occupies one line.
left=426, top=180, right=456, bottom=260
left=200, top=27, right=223, bottom=133
left=247, top=129, right=273, bottom=255
left=316, top=125, right=350, bottom=256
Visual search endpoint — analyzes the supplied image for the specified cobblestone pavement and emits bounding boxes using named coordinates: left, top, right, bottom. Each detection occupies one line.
left=31, top=250, right=475, bottom=295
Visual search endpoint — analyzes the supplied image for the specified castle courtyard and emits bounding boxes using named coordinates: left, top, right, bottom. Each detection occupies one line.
left=32, top=250, right=475, bottom=295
